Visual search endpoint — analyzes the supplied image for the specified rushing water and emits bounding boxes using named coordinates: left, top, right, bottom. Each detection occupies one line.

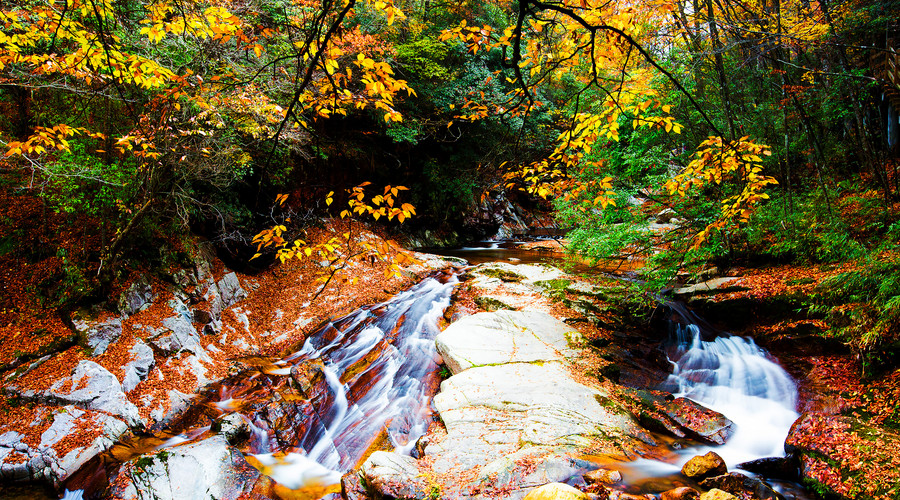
left=621, top=321, right=803, bottom=493
left=64, top=271, right=458, bottom=498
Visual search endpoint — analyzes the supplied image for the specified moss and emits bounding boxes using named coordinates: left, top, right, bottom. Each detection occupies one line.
left=478, top=268, right=525, bottom=282
left=474, top=296, right=514, bottom=311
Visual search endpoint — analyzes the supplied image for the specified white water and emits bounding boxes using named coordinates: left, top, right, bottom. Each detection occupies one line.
left=244, top=274, right=458, bottom=489
left=665, top=324, right=800, bottom=466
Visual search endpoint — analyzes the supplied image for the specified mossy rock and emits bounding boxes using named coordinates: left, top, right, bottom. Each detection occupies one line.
left=478, top=267, right=526, bottom=282
left=474, top=296, right=514, bottom=312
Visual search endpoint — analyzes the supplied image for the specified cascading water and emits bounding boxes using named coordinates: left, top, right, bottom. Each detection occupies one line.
left=235, top=272, right=458, bottom=488
left=664, top=324, right=800, bottom=465
left=63, top=271, right=458, bottom=498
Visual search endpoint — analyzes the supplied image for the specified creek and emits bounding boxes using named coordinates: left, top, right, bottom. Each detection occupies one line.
left=59, top=250, right=809, bottom=499
left=64, top=270, right=458, bottom=498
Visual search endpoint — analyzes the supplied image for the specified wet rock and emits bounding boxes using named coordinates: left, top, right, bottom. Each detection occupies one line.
left=119, top=275, right=155, bottom=317
left=608, top=493, right=655, bottom=500
left=635, top=394, right=734, bottom=445
left=700, top=472, right=784, bottom=500
left=122, top=341, right=155, bottom=393
left=523, top=482, right=588, bottom=500
left=736, top=456, right=798, bottom=481
left=341, top=470, right=369, bottom=500
left=49, top=360, right=141, bottom=427
left=681, top=451, right=727, bottom=480
left=212, top=413, right=249, bottom=445
left=360, top=451, right=432, bottom=499
left=73, top=316, right=123, bottom=356
left=148, top=390, right=195, bottom=426
left=660, top=486, right=700, bottom=500
left=699, top=490, right=738, bottom=500
left=109, top=435, right=261, bottom=500
left=290, top=359, right=327, bottom=399
left=583, top=468, right=622, bottom=484
left=435, top=309, right=580, bottom=374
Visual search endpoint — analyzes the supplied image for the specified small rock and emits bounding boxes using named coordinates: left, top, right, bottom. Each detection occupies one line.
left=700, top=472, right=784, bottom=500
left=523, top=483, right=588, bottom=500
left=736, top=456, right=798, bottom=481
left=73, top=316, right=123, bottom=356
left=119, top=276, right=155, bottom=316
left=699, top=489, right=738, bottom=500
left=193, top=309, right=213, bottom=325
left=583, top=468, right=622, bottom=484
left=656, top=208, right=677, bottom=224
left=212, top=413, right=249, bottom=445
left=360, top=451, right=431, bottom=500
left=661, top=486, right=700, bottom=500
left=681, top=451, right=727, bottom=480
left=341, top=471, right=369, bottom=500
left=122, top=341, right=155, bottom=393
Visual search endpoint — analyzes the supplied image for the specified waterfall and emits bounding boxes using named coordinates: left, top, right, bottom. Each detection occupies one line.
left=664, top=324, right=800, bottom=465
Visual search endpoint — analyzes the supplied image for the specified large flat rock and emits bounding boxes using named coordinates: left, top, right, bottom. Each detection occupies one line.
left=435, top=310, right=580, bottom=374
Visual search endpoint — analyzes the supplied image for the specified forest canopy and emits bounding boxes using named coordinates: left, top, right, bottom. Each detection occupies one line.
left=1, top=0, right=899, bottom=367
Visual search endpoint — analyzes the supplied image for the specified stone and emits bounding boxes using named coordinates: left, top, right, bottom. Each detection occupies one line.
left=736, top=456, right=798, bottom=481
left=656, top=208, right=677, bottom=224
left=150, top=301, right=210, bottom=361
left=699, top=489, right=738, bottom=500
left=341, top=470, right=369, bottom=500
left=522, top=483, right=588, bottom=500
left=435, top=309, right=580, bottom=374
left=108, top=435, right=261, bottom=500
left=660, top=487, right=700, bottom=500
left=681, top=451, right=727, bottom=480
left=213, top=413, right=249, bottom=445
left=583, top=468, right=622, bottom=484
left=122, top=341, right=155, bottom=393
left=0, top=407, right=128, bottom=484
left=49, top=360, right=141, bottom=427
left=73, top=316, right=123, bottom=356
left=700, top=472, right=784, bottom=500
left=673, top=278, right=743, bottom=297
left=193, top=309, right=213, bottom=325
left=119, top=275, right=155, bottom=316
left=634, top=393, right=733, bottom=445
left=359, top=451, right=432, bottom=500
left=206, top=272, right=247, bottom=322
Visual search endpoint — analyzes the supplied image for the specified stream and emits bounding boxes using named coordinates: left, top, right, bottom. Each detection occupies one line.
left=64, top=270, right=458, bottom=498
left=59, top=251, right=809, bottom=499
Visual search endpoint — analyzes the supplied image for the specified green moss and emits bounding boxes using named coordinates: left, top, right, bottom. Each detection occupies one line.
left=474, top=296, right=514, bottom=311
left=478, top=268, right=525, bottom=282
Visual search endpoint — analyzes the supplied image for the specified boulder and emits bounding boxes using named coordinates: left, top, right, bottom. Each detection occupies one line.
left=119, top=275, right=155, bottom=316
left=359, top=451, right=432, bottom=500
left=673, top=278, right=743, bottom=297
left=681, top=451, right=727, bottom=480
left=212, top=413, right=249, bottom=445
left=122, top=341, right=155, bottom=392
left=206, top=272, right=247, bottom=322
left=73, top=316, right=123, bottom=356
left=631, top=391, right=734, bottom=445
left=736, top=456, right=798, bottom=481
left=49, top=360, right=141, bottom=427
left=583, top=468, right=622, bottom=484
left=150, top=300, right=210, bottom=361
left=108, top=435, right=261, bottom=500
left=341, top=471, right=369, bottom=500
left=523, top=483, right=588, bottom=500
left=660, top=487, right=700, bottom=500
left=435, top=309, right=579, bottom=374
left=699, top=490, right=738, bottom=500
left=656, top=208, right=677, bottom=224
